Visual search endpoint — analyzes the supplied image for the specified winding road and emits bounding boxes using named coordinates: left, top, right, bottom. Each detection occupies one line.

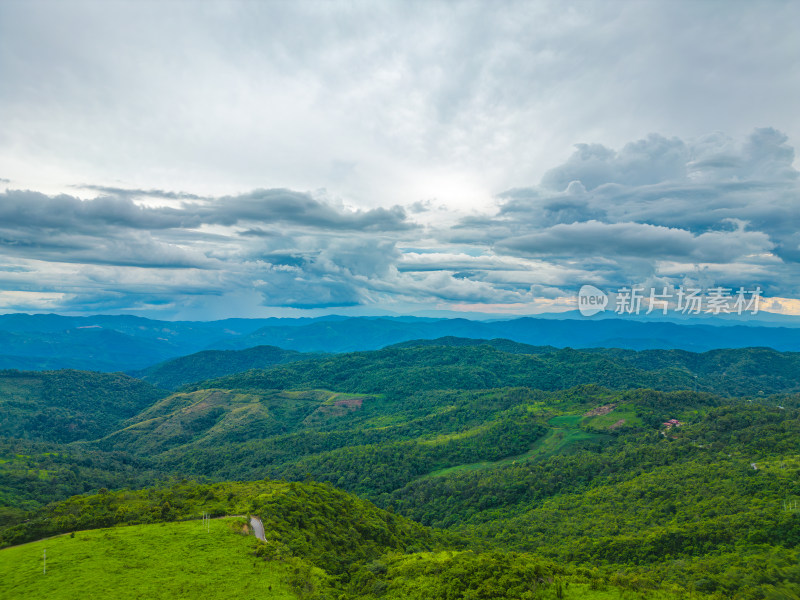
left=249, top=516, right=266, bottom=542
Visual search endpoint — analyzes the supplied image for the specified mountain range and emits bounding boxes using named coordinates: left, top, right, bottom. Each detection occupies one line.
left=2, top=337, right=800, bottom=597
left=2, top=312, right=800, bottom=373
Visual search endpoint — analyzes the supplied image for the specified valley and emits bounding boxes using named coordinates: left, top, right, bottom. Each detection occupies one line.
left=1, top=338, right=799, bottom=598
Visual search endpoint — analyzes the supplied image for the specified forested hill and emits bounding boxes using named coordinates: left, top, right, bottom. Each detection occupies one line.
left=129, top=345, right=322, bottom=390
left=0, top=480, right=627, bottom=600
left=0, top=369, right=167, bottom=443
left=386, top=336, right=556, bottom=354
left=2, top=338, right=800, bottom=596
left=186, top=343, right=800, bottom=398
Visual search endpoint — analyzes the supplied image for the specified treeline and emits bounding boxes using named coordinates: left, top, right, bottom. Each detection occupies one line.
left=186, top=344, right=800, bottom=398
left=0, top=480, right=445, bottom=564
left=131, top=344, right=319, bottom=390
left=184, top=345, right=690, bottom=397
left=269, top=411, right=548, bottom=497
left=0, top=369, right=167, bottom=443
left=0, top=437, right=164, bottom=525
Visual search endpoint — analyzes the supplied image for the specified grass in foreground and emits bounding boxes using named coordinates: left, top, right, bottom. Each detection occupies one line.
left=0, top=518, right=301, bottom=600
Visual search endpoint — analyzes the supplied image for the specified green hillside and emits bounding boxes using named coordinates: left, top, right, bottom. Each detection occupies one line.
left=0, top=519, right=299, bottom=600
left=0, top=369, right=168, bottom=443
left=187, top=344, right=800, bottom=398
left=121, top=384, right=720, bottom=499
left=98, top=388, right=367, bottom=455
left=131, top=345, right=319, bottom=390
left=0, top=436, right=162, bottom=523
left=0, top=480, right=683, bottom=600
left=2, top=343, right=800, bottom=597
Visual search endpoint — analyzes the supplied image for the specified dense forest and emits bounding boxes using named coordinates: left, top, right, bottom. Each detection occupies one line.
left=2, top=341, right=799, bottom=598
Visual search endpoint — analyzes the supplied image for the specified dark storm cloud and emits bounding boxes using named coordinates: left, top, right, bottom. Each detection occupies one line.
left=540, top=134, right=689, bottom=192
left=207, top=189, right=413, bottom=232
left=0, top=186, right=415, bottom=283
left=497, top=182, right=607, bottom=227
left=0, top=188, right=413, bottom=235
left=0, top=183, right=435, bottom=310
left=0, top=228, right=212, bottom=269
left=491, top=129, right=798, bottom=238
left=0, top=190, right=197, bottom=231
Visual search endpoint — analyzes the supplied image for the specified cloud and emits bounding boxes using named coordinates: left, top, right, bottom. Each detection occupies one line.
left=485, top=128, right=800, bottom=298
left=0, top=188, right=414, bottom=234
left=3, top=1, right=799, bottom=214
left=0, top=128, right=798, bottom=316
left=540, top=135, right=689, bottom=191
left=74, top=185, right=207, bottom=201
left=497, top=181, right=606, bottom=227
left=2, top=1, right=798, bottom=317
left=0, top=190, right=197, bottom=231
left=497, top=220, right=773, bottom=263
left=208, top=189, right=413, bottom=231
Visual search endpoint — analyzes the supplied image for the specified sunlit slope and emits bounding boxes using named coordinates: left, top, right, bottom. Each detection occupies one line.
left=0, top=480, right=689, bottom=600
left=99, top=388, right=377, bottom=455
left=0, top=519, right=300, bottom=600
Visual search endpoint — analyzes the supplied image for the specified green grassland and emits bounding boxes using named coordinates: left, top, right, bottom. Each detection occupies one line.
left=0, top=481, right=691, bottom=600
left=0, top=519, right=301, bottom=600
left=0, top=520, right=683, bottom=600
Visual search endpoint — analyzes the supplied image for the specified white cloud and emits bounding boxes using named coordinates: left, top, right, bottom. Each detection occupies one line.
left=1, top=127, right=798, bottom=316
left=2, top=1, right=798, bottom=207
left=1, top=2, right=799, bottom=316
left=497, top=220, right=774, bottom=263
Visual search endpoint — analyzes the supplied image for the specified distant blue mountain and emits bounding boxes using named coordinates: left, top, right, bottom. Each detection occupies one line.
left=213, top=316, right=800, bottom=354
left=0, top=312, right=798, bottom=372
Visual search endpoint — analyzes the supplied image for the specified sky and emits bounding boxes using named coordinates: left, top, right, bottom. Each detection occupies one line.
left=0, top=0, right=799, bottom=320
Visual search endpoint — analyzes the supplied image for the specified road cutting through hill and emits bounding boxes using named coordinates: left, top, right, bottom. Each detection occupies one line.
left=249, top=516, right=266, bottom=541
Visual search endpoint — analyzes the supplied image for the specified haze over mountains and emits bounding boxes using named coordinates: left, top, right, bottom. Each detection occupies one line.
left=1, top=312, right=800, bottom=373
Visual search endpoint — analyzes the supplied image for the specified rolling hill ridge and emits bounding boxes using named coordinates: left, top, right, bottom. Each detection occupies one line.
left=2, top=340, right=800, bottom=597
